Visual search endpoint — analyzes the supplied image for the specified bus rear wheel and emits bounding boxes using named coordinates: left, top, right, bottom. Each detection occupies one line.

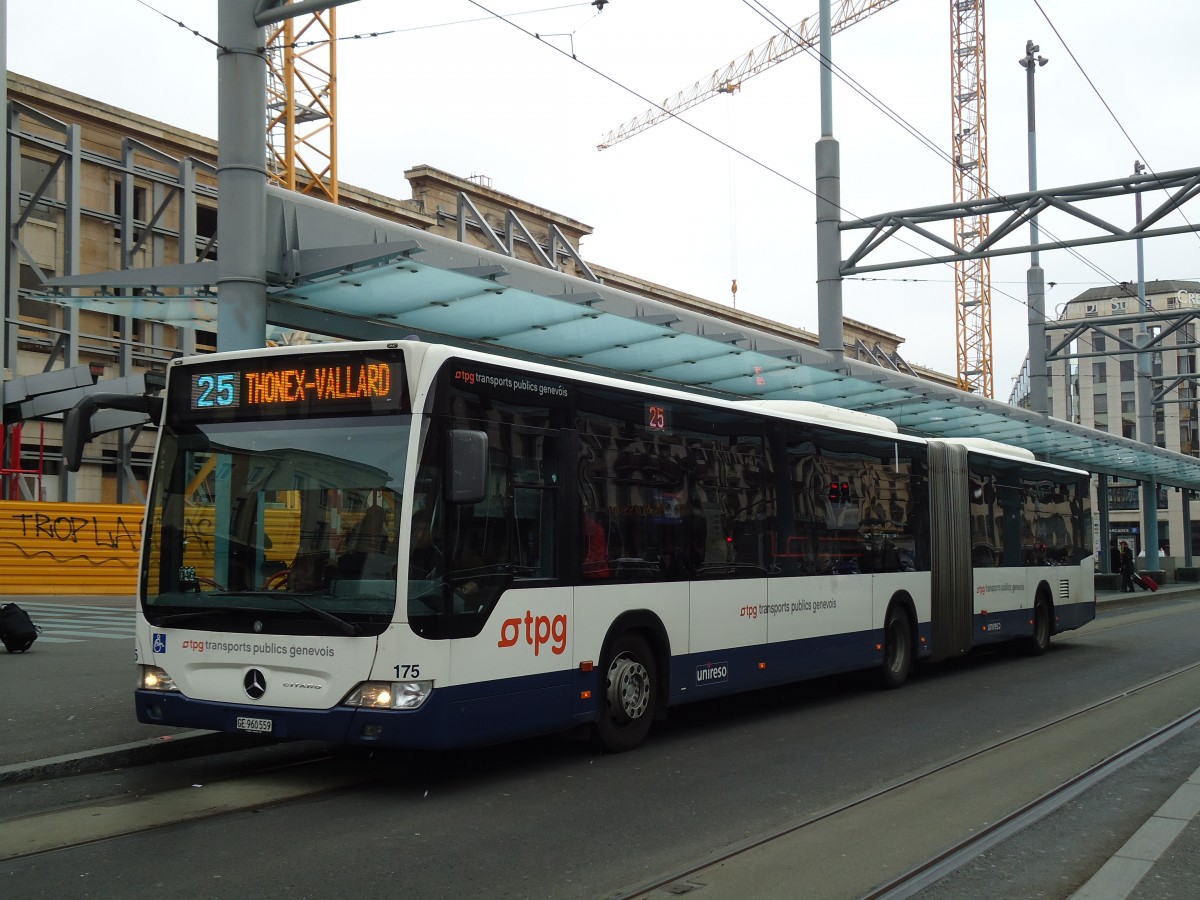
left=880, top=605, right=913, bottom=690
left=593, top=633, right=657, bottom=753
left=1026, top=597, right=1052, bottom=656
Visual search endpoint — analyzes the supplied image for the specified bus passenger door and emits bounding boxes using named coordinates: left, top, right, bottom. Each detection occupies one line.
left=689, top=577, right=766, bottom=693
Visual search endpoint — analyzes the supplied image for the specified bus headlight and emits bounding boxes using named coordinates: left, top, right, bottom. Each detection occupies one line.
left=343, top=680, right=433, bottom=710
left=140, top=665, right=179, bottom=692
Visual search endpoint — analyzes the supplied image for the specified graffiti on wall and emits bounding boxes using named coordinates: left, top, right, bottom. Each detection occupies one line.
left=0, top=502, right=144, bottom=595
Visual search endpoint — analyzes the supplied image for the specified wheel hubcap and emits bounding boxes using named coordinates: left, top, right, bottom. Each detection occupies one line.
left=607, top=654, right=650, bottom=723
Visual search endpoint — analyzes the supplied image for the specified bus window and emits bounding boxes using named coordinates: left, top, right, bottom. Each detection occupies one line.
left=783, top=429, right=925, bottom=575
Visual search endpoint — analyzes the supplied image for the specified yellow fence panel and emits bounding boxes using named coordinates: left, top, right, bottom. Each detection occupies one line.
left=1, top=501, right=340, bottom=596
left=0, top=501, right=144, bottom=596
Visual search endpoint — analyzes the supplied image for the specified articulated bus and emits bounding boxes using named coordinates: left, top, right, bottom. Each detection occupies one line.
left=68, top=340, right=1094, bottom=752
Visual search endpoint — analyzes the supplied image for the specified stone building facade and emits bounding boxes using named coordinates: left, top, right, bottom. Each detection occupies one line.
left=2, top=73, right=947, bottom=506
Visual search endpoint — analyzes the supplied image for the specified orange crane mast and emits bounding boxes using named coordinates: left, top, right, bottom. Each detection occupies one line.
left=265, top=3, right=339, bottom=203
left=950, top=0, right=991, bottom=397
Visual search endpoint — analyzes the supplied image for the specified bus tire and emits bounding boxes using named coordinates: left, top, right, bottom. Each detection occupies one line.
left=593, top=633, right=657, bottom=753
left=1026, top=596, right=1052, bottom=656
left=880, top=604, right=913, bottom=690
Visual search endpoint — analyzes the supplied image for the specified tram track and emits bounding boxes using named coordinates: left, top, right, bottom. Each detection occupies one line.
left=615, top=659, right=1200, bottom=900
left=4, top=601, right=1198, bottom=884
left=865, top=694, right=1200, bottom=899
left=0, top=748, right=358, bottom=861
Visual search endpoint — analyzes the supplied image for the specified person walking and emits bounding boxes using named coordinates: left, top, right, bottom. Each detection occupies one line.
left=1119, top=540, right=1136, bottom=592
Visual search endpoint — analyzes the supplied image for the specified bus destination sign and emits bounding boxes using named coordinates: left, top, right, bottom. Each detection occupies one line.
left=180, top=350, right=407, bottom=420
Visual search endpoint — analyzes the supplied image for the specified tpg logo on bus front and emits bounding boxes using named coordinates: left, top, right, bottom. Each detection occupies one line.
left=497, top=611, right=567, bottom=656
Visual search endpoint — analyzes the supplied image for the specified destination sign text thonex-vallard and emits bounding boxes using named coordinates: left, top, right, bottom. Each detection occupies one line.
left=180, top=350, right=407, bottom=420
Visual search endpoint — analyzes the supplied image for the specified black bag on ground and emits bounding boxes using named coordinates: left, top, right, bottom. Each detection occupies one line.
left=0, top=603, right=39, bottom=653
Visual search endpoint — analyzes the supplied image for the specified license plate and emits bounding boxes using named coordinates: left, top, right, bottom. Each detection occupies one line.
left=236, top=716, right=273, bottom=734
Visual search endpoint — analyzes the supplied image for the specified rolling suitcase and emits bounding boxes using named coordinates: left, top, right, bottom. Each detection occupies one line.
left=1137, top=572, right=1159, bottom=592
left=0, top=603, right=39, bottom=652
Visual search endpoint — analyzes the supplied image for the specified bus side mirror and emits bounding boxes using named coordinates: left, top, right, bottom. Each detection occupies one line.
left=63, top=393, right=164, bottom=472
left=446, top=429, right=488, bottom=504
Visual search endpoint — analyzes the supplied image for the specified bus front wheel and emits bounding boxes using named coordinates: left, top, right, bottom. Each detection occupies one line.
left=593, top=633, right=657, bottom=753
left=880, top=605, right=913, bottom=690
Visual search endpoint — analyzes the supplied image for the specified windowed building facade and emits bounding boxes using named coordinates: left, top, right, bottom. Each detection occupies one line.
left=1027, top=281, right=1200, bottom=564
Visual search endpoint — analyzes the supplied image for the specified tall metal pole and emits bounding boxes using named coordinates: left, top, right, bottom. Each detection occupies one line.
left=815, top=0, right=844, bottom=366
left=1, top=0, right=10, bottom=493
left=1020, top=40, right=1048, bottom=414
left=1133, top=159, right=1159, bottom=567
left=216, top=0, right=268, bottom=351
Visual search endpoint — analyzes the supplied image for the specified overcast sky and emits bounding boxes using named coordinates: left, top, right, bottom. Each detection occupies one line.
left=7, top=0, right=1200, bottom=396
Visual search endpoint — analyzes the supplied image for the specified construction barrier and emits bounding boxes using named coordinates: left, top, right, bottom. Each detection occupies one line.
left=0, top=501, right=321, bottom=596
left=1, top=500, right=377, bottom=596
left=0, top=501, right=143, bottom=595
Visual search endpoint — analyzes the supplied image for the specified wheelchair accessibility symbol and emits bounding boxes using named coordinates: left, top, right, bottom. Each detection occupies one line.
left=152, top=632, right=167, bottom=654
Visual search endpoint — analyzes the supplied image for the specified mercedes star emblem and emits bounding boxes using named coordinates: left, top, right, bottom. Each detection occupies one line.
left=243, top=668, right=267, bottom=700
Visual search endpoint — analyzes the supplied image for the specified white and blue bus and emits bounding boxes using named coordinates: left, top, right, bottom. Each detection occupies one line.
left=68, top=340, right=1094, bottom=752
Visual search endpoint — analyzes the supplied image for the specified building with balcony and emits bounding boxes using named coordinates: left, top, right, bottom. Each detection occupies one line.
left=1017, top=280, right=1200, bottom=563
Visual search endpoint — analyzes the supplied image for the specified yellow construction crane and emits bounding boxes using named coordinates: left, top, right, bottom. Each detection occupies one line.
left=600, top=1, right=994, bottom=397
left=598, top=0, right=899, bottom=150
left=265, top=3, right=339, bottom=203
left=949, top=0, right=991, bottom=397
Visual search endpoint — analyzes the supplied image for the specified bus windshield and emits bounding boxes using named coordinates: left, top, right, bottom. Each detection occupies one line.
left=142, top=416, right=410, bottom=635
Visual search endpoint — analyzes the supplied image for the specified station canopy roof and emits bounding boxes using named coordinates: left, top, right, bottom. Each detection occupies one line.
left=46, top=186, right=1200, bottom=492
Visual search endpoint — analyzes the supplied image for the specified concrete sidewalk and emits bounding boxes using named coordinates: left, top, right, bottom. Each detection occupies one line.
left=0, top=594, right=250, bottom=783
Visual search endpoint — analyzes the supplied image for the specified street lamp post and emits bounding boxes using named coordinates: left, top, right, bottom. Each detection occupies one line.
left=1020, top=40, right=1049, bottom=414
left=1133, top=160, right=1160, bottom=568
left=815, top=0, right=845, bottom=366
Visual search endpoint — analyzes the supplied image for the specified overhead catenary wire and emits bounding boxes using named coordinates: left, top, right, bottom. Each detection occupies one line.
left=456, top=1, right=1079, bottom=364
left=132, top=0, right=1184, bottom=379
left=136, top=0, right=1140, bottom=317
left=737, top=0, right=1200, bottom=391
left=464, top=0, right=1179, bottom=378
left=742, top=0, right=1200, bottom=381
left=738, top=0, right=1129, bottom=293
left=1032, top=0, right=1199, bottom=246
left=132, top=1, right=595, bottom=51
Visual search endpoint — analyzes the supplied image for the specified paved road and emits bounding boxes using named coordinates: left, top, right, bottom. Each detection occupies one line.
left=11, top=600, right=134, bottom=645
left=2, top=587, right=1199, bottom=899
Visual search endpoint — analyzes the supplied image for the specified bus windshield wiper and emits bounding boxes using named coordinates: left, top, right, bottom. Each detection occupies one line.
left=272, top=593, right=362, bottom=636
left=156, top=595, right=362, bottom=636
left=152, top=606, right=246, bottom=626
left=207, top=592, right=362, bottom=636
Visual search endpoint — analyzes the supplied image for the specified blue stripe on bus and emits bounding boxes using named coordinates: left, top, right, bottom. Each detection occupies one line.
left=1054, top=599, right=1096, bottom=632
left=136, top=669, right=587, bottom=751
left=972, top=598, right=1095, bottom=647
left=972, top=608, right=1033, bottom=645
left=135, top=601, right=1093, bottom=750
left=138, top=633, right=879, bottom=750
left=672, top=630, right=883, bottom=703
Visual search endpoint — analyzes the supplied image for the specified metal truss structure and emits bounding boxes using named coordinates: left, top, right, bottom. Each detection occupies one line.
left=2, top=100, right=216, bottom=500
left=840, top=166, right=1200, bottom=274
